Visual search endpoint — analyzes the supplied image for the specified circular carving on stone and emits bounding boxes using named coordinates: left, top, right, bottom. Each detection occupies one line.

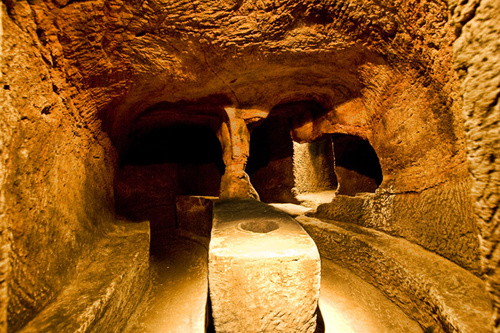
left=239, top=220, right=280, bottom=234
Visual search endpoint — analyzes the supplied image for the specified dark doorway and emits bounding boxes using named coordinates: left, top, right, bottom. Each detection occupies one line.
left=246, top=116, right=297, bottom=203
left=246, top=100, right=335, bottom=203
left=331, top=134, right=382, bottom=196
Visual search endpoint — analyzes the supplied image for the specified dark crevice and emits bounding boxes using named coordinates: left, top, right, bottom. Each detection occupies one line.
left=41, top=106, right=52, bottom=115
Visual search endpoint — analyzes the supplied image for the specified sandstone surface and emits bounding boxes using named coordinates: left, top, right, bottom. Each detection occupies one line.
left=450, top=0, right=500, bottom=328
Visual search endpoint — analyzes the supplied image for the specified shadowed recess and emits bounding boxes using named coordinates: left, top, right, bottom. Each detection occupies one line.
left=122, top=124, right=225, bottom=173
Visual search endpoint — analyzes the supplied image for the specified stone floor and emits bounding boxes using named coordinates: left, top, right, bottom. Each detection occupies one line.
left=269, top=190, right=337, bottom=217
left=125, top=234, right=209, bottom=333
left=127, top=230, right=422, bottom=333
left=319, top=260, right=422, bottom=333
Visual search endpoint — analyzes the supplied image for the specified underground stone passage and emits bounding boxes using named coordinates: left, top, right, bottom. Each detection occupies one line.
left=2, top=1, right=499, bottom=333
left=247, top=101, right=339, bottom=204
left=116, top=123, right=225, bottom=233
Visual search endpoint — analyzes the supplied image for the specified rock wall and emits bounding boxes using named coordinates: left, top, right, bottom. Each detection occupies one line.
left=115, top=163, right=221, bottom=231
left=1, top=2, right=117, bottom=332
left=450, top=0, right=500, bottom=329
left=300, top=62, right=481, bottom=271
left=364, top=178, right=480, bottom=272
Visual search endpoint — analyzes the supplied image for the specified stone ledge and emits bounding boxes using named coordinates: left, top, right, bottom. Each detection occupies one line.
left=296, top=216, right=493, bottom=333
left=18, top=221, right=150, bottom=333
left=313, top=194, right=368, bottom=224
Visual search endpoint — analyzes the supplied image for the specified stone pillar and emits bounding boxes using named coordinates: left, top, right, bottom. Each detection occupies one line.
left=209, top=199, right=321, bottom=333
left=218, top=107, right=259, bottom=200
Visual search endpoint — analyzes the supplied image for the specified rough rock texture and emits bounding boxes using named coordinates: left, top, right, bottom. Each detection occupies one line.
left=209, top=200, right=320, bottom=332
left=1, top=0, right=496, bottom=331
left=298, top=216, right=493, bottom=333
left=450, top=0, right=500, bottom=329
left=314, top=179, right=480, bottom=272
left=314, top=194, right=368, bottom=224
left=292, top=139, right=337, bottom=194
left=1, top=3, right=117, bottom=332
left=2, top=0, right=477, bottom=271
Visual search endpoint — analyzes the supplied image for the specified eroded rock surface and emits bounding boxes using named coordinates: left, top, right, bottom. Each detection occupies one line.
left=450, top=0, right=500, bottom=328
left=2, top=3, right=117, bottom=331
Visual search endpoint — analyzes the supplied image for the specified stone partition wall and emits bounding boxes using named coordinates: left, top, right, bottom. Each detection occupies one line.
left=1, top=3, right=117, bottom=332
left=292, top=139, right=337, bottom=194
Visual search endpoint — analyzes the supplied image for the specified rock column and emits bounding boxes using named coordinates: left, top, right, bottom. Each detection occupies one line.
left=218, top=107, right=259, bottom=200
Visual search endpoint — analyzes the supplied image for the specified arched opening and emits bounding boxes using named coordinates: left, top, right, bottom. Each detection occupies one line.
left=246, top=100, right=382, bottom=205
left=114, top=123, right=225, bottom=233
left=246, top=100, right=338, bottom=204
left=331, top=133, right=382, bottom=196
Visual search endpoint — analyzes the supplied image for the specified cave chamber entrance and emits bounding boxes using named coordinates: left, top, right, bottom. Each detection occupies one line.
left=246, top=101, right=338, bottom=204
left=114, top=122, right=225, bottom=235
left=246, top=101, right=383, bottom=205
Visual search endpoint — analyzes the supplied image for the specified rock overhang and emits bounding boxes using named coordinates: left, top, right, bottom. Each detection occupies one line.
left=26, top=0, right=455, bottom=156
left=106, top=55, right=382, bottom=151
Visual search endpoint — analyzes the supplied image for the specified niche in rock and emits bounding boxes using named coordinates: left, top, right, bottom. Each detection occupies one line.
left=115, top=124, right=224, bottom=232
left=331, top=134, right=382, bottom=196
